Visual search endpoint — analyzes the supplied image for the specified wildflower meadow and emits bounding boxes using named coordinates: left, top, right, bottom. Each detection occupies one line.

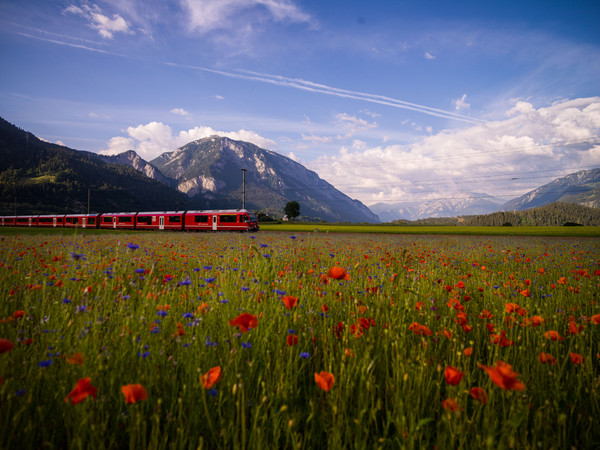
left=0, top=231, right=598, bottom=449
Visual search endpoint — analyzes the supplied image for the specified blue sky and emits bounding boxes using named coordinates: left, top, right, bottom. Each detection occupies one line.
left=1, top=0, right=599, bottom=206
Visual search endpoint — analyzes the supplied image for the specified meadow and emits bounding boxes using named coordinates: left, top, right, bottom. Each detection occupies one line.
left=0, top=230, right=598, bottom=449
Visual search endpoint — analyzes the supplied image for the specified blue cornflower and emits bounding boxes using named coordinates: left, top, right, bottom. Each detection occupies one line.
left=182, top=312, right=194, bottom=319
left=208, top=388, right=218, bottom=397
left=127, top=243, right=139, bottom=250
left=135, top=269, right=145, bottom=274
left=38, top=359, right=53, bottom=368
left=205, top=277, right=216, bottom=283
left=157, top=310, right=168, bottom=317
left=179, top=277, right=192, bottom=286
left=63, top=298, right=72, bottom=304
left=300, top=352, right=310, bottom=359
left=241, top=342, right=252, bottom=349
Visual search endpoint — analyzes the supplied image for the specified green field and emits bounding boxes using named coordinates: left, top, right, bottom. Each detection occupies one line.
left=261, top=223, right=600, bottom=237
left=0, top=231, right=598, bottom=449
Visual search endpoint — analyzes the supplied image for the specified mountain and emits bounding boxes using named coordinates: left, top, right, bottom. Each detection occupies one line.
left=97, top=150, right=174, bottom=187
left=149, top=136, right=380, bottom=223
left=0, top=117, right=189, bottom=214
left=370, top=192, right=503, bottom=222
left=502, top=168, right=600, bottom=211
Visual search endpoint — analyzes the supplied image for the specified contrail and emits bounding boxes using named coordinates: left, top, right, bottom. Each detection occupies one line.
left=168, top=63, right=484, bottom=124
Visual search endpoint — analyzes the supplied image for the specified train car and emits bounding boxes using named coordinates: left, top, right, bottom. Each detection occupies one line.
left=64, top=214, right=100, bottom=228
left=0, top=216, right=17, bottom=226
left=15, top=215, right=38, bottom=227
left=135, top=211, right=185, bottom=231
left=184, top=209, right=259, bottom=232
left=99, top=212, right=137, bottom=229
left=37, top=214, right=65, bottom=228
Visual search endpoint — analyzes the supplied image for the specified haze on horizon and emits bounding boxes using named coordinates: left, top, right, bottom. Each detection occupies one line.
left=1, top=0, right=599, bottom=207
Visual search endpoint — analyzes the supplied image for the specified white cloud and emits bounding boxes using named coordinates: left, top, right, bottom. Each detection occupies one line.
left=64, top=3, right=133, bottom=39
left=424, top=51, right=435, bottom=60
left=99, top=122, right=276, bottom=160
left=214, top=95, right=225, bottom=100
left=453, top=94, right=470, bottom=111
left=180, top=0, right=311, bottom=34
left=170, top=108, right=190, bottom=116
left=307, top=97, right=600, bottom=205
left=334, top=113, right=377, bottom=138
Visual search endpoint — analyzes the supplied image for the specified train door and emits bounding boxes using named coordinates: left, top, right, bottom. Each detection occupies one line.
left=28, top=217, right=32, bottom=227
left=113, top=217, right=117, bottom=229
left=159, top=216, right=165, bottom=230
left=212, top=215, right=217, bottom=231
left=82, top=218, right=87, bottom=228
left=53, top=217, right=57, bottom=227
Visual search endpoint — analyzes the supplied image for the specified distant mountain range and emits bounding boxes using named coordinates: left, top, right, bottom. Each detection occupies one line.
left=370, top=192, right=504, bottom=222
left=370, top=169, right=600, bottom=222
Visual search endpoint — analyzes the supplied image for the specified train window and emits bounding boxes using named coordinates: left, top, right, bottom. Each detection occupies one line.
left=103, top=217, right=112, bottom=223
left=243, top=214, right=250, bottom=223
left=220, top=215, right=237, bottom=223
left=87, top=218, right=95, bottom=225
left=39, top=218, right=52, bottom=223
left=17, top=218, right=28, bottom=223
left=168, top=216, right=181, bottom=223
left=137, top=216, right=151, bottom=225
left=194, top=215, right=209, bottom=223
left=118, top=217, right=132, bottom=223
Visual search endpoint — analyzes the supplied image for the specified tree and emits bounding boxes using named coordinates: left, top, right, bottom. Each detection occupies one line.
left=284, top=201, right=300, bottom=221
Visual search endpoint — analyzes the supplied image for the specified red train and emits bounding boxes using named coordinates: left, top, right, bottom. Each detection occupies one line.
left=0, top=209, right=259, bottom=232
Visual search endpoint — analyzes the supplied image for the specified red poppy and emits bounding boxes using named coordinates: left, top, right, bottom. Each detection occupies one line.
left=469, top=387, right=488, bottom=404
left=408, top=322, right=432, bottom=336
left=544, top=330, right=564, bottom=341
left=229, top=313, right=258, bottom=333
left=463, top=347, right=474, bottom=357
left=505, top=303, right=520, bottom=314
left=13, top=310, right=25, bottom=319
left=478, top=360, right=525, bottom=391
left=333, top=321, right=344, bottom=339
left=0, top=338, right=14, bottom=354
left=314, top=371, right=335, bottom=391
left=282, top=296, right=298, bottom=309
left=444, top=366, right=464, bottom=386
left=538, top=352, right=557, bottom=365
left=121, top=384, right=148, bottom=404
left=286, top=334, right=298, bottom=346
left=64, top=377, right=98, bottom=404
left=201, top=366, right=223, bottom=389
left=327, top=267, right=350, bottom=280
left=66, top=352, right=85, bottom=365
left=441, top=398, right=462, bottom=412
left=591, top=314, right=600, bottom=325
left=569, top=352, right=584, bottom=364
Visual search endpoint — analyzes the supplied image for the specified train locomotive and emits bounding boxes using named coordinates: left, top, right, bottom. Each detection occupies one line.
left=0, top=209, right=259, bottom=232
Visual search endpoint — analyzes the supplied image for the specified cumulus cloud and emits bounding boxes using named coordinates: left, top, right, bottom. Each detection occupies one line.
left=424, top=51, right=435, bottom=60
left=99, top=122, right=276, bottom=160
left=170, top=108, right=190, bottom=116
left=180, top=0, right=311, bottom=34
left=307, top=97, right=600, bottom=205
left=64, top=3, right=133, bottom=39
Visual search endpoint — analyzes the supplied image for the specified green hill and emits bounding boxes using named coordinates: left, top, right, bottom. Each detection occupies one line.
left=0, top=118, right=189, bottom=214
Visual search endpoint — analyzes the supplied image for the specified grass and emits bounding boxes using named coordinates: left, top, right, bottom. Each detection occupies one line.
left=260, top=223, right=600, bottom=237
left=0, top=231, right=598, bottom=449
